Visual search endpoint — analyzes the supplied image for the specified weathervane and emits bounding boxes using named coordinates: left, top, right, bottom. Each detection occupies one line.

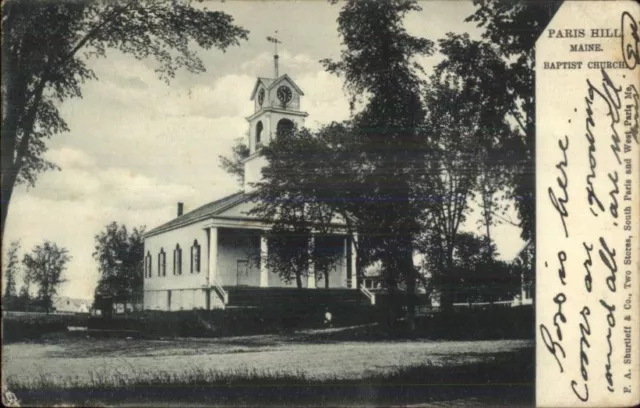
left=266, top=30, right=281, bottom=78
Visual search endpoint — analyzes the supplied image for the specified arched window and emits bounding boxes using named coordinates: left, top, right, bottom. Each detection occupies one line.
left=276, top=119, right=294, bottom=137
left=256, top=121, right=264, bottom=146
left=145, top=251, right=152, bottom=278
left=173, top=244, right=182, bottom=275
left=158, top=248, right=166, bottom=277
left=191, top=240, right=201, bottom=273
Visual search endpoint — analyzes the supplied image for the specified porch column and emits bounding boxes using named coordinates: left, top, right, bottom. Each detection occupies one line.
left=307, top=234, right=316, bottom=288
left=351, top=233, right=358, bottom=290
left=208, top=227, right=218, bottom=285
left=342, top=236, right=349, bottom=288
left=260, top=235, right=269, bottom=287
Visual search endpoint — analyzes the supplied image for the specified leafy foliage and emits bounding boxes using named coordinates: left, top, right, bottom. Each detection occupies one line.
left=463, top=0, right=562, bottom=241
left=320, top=1, right=434, bottom=316
left=250, top=126, right=346, bottom=288
left=418, top=59, right=489, bottom=310
left=93, top=222, right=145, bottom=304
left=22, top=241, right=71, bottom=314
left=1, top=0, right=249, bottom=238
left=219, top=137, right=250, bottom=186
left=264, top=228, right=312, bottom=289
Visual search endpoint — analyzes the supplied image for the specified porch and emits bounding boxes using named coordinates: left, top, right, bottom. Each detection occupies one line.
left=204, top=226, right=364, bottom=308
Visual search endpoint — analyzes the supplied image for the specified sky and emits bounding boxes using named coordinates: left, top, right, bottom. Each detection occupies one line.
left=4, top=0, right=525, bottom=300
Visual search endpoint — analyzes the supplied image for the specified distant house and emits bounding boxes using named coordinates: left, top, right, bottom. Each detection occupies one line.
left=53, top=297, right=90, bottom=314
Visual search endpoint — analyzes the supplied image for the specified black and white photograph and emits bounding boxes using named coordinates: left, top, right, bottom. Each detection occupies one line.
left=0, top=0, right=591, bottom=406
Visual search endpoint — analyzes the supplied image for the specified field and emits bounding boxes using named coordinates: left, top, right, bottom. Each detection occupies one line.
left=2, top=326, right=534, bottom=406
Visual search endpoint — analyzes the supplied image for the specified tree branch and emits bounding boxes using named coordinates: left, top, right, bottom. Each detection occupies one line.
left=62, top=1, right=135, bottom=66
left=509, top=107, right=527, bottom=134
left=490, top=209, right=521, bottom=228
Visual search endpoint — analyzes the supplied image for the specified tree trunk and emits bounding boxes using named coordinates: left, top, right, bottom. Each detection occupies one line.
left=440, top=252, right=455, bottom=314
left=484, top=205, right=493, bottom=259
left=381, top=258, right=398, bottom=330
left=324, top=269, right=329, bottom=288
left=1, top=121, right=21, bottom=243
left=295, top=272, right=302, bottom=288
left=402, top=246, right=416, bottom=333
left=1, top=65, right=53, bottom=242
left=0, top=177, right=16, bottom=242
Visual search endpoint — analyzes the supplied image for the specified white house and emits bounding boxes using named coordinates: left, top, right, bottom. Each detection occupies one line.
left=53, top=297, right=90, bottom=314
left=143, top=66, right=360, bottom=311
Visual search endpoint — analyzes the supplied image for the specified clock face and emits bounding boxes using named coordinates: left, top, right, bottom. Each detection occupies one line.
left=277, top=85, right=292, bottom=105
left=257, top=88, right=265, bottom=106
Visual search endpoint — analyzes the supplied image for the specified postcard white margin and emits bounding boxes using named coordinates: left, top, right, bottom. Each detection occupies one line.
left=536, top=1, right=640, bottom=407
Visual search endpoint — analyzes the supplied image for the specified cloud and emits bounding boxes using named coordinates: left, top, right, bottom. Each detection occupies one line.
left=28, top=163, right=209, bottom=213
left=240, top=51, right=319, bottom=78
left=185, top=74, right=255, bottom=118
left=81, top=51, right=254, bottom=121
left=297, top=70, right=350, bottom=128
left=46, top=147, right=96, bottom=169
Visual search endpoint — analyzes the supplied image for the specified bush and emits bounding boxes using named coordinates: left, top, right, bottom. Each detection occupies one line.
left=2, top=313, right=89, bottom=343
left=86, top=303, right=378, bottom=339
left=416, top=305, right=533, bottom=340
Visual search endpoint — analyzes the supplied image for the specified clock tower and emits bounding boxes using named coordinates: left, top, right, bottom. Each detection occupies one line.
left=243, top=73, right=308, bottom=191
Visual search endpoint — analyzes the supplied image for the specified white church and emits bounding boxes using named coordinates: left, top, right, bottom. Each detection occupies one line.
left=142, top=52, right=533, bottom=312
left=143, top=60, right=363, bottom=311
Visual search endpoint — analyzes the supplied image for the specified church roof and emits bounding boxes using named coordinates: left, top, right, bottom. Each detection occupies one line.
left=145, top=191, right=250, bottom=237
left=249, top=74, right=304, bottom=100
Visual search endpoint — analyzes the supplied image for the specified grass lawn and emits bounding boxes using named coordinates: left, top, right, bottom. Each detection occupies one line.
left=2, top=327, right=534, bottom=407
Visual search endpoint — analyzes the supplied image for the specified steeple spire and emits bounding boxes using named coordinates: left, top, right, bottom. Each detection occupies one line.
left=266, top=31, right=281, bottom=78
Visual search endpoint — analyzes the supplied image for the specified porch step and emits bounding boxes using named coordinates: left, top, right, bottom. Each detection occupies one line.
left=224, top=287, right=367, bottom=308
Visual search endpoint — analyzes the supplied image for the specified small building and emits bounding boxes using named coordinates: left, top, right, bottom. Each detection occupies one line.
left=143, top=64, right=360, bottom=311
left=53, top=297, right=90, bottom=314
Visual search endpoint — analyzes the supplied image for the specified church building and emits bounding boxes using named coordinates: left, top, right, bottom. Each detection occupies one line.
left=143, top=57, right=362, bottom=311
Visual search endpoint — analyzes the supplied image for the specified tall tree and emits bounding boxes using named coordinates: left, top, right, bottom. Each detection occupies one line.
left=464, top=0, right=562, bottom=242
left=2, top=240, right=20, bottom=309
left=16, top=277, right=31, bottom=312
left=93, top=222, right=145, bottom=305
left=419, top=58, right=488, bottom=311
left=1, top=0, right=248, bottom=239
left=321, top=0, right=434, bottom=328
left=22, top=241, right=70, bottom=314
left=421, top=30, right=532, bottom=310
left=250, top=126, right=345, bottom=288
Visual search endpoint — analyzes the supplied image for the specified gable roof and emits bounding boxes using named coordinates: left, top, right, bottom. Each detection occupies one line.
left=270, top=74, right=304, bottom=96
left=250, top=77, right=275, bottom=100
left=145, top=191, right=251, bottom=237
left=53, top=297, right=89, bottom=311
left=249, top=74, right=304, bottom=101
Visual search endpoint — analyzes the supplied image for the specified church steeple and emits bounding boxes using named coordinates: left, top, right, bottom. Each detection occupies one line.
left=243, top=53, right=309, bottom=192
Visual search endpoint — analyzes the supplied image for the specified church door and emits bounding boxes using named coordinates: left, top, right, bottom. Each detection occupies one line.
left=236, top=260, right=250, bottom=286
